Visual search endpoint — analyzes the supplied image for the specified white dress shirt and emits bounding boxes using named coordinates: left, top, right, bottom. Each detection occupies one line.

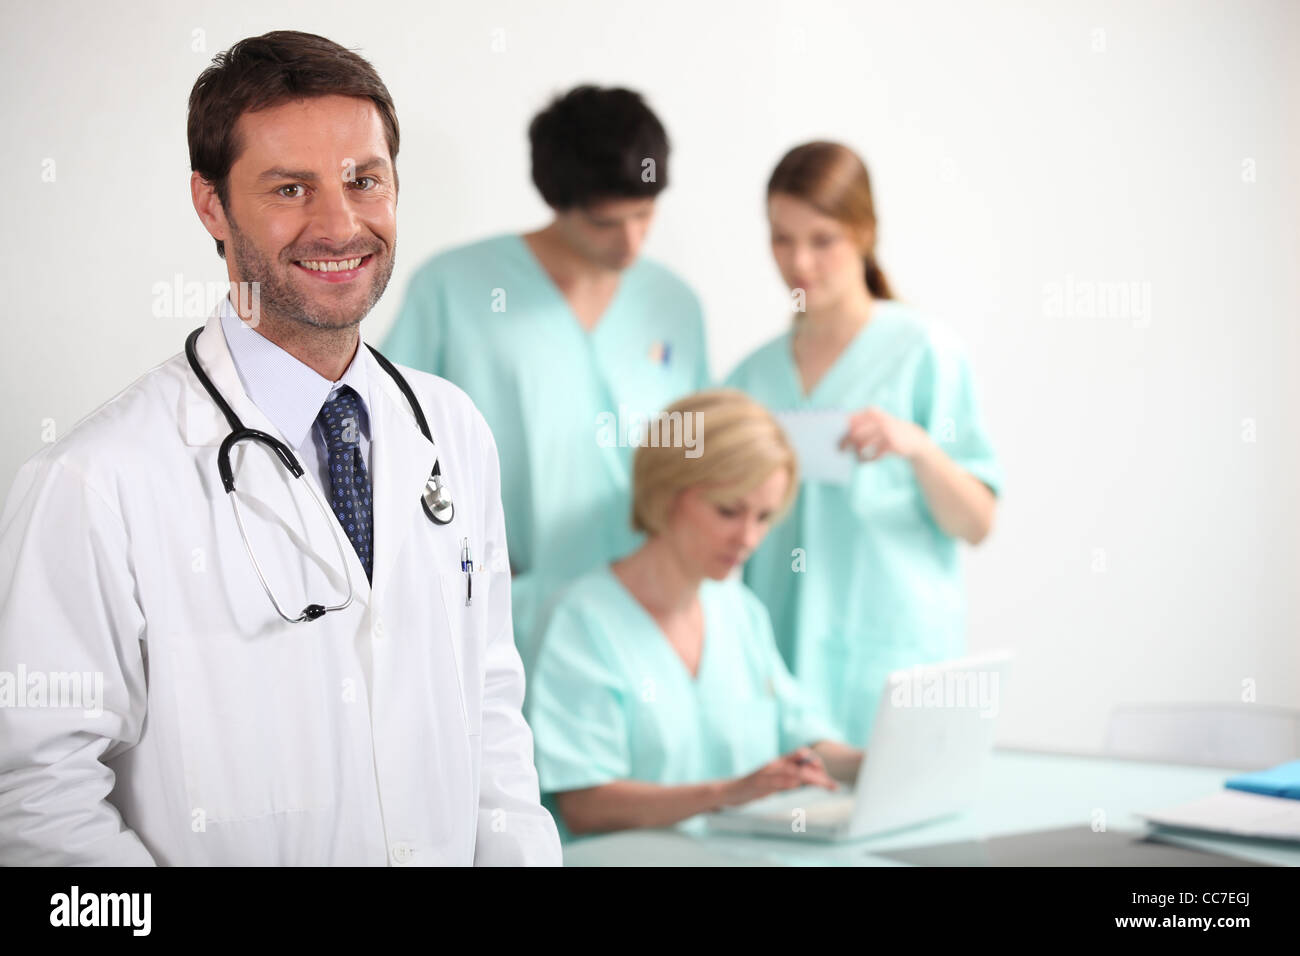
left=218, top=295, right=371, bottom=495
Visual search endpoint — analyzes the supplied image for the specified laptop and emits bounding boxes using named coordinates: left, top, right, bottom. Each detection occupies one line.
left=707, top=651, right=1012, bottom=841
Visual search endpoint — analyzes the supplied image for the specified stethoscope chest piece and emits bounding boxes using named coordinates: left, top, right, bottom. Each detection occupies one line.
left=423, top=473, right=455, bottom=525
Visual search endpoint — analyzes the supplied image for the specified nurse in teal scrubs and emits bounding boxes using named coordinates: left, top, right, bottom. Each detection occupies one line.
left=526, top=389, right=863, bottom=839
left=381, top=86, right=709, bottom=669
left=725, top=141, right=1003, bottom=748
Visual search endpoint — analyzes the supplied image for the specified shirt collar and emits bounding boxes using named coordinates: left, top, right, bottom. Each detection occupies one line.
left=218, top=295, right=371, bottom=450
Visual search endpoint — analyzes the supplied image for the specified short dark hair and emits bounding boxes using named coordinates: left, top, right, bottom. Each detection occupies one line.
left=528, top=85, right=669, bottom=211
left=187, top=31, right=400, bottom=258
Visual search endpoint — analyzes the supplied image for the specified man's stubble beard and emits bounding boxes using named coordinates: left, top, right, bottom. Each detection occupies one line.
left=226, top=218, right=396, bottom=334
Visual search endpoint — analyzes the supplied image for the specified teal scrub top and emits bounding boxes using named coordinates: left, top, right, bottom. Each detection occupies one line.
left=724, top=301, right=1003, bottom=748
left=381, top=234, right=710, bottom=670
left=525, top=565, right=839, bottom=840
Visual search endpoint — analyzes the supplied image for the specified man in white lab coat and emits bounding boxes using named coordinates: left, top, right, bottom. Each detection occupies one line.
left=0, top=31, right=562, bottom=865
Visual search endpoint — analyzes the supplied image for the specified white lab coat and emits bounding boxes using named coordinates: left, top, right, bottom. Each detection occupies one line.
left=0, top=307, right=562, bottom=865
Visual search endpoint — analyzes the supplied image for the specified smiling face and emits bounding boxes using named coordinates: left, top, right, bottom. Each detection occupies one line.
left=767, top=192, right=871, bottom=312
left=199, top=94, right=397, bottom=332
left=661, top=468, right=791, bottom=581
left=555, top=196, right=656, bottom=271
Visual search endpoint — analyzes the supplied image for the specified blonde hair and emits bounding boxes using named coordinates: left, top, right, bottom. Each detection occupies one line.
left=631, top=388, right=799, bottom=535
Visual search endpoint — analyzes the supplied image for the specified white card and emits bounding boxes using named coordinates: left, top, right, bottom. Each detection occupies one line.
left=774, top=409, right=855, bottom=485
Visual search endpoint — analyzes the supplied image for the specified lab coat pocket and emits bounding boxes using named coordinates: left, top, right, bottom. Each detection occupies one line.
left=168, top=629, right=338, bottom=824
left=436, top=568, right=486, bottom=736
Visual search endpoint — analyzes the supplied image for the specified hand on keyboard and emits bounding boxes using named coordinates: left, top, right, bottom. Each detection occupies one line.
left=720, top=746, right=840, bottom=808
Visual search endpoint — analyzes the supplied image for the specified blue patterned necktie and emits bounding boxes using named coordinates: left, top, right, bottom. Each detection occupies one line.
left=317, top=385, right=373, bottom=582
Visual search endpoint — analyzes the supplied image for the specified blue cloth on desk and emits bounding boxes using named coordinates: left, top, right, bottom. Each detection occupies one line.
left=1226, top=760, right=1300, bottom=800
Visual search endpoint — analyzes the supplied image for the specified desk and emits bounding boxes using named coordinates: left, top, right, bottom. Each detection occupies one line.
left=561, top=747, right=1300, bottom=866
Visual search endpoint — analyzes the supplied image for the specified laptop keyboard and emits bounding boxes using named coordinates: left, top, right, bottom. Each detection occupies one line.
left=798, top=797, right=857, bottom=825
left=750, top=795, right=856, bottom=826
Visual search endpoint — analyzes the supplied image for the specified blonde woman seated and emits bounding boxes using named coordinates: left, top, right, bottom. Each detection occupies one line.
left=525, top=389, right=863, bottom=838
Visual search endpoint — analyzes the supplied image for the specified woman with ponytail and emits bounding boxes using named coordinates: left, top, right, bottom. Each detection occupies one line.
left=725, top=141, right=1003, bottom=747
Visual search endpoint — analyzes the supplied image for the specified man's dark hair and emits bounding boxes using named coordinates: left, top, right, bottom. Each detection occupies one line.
left=187, top=31, right=400, bottom=258
left=528, top=85, right=669, bottom=211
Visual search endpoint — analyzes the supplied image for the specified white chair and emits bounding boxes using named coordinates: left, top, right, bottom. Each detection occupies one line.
left=1103, top=703, right=1300, bottom=769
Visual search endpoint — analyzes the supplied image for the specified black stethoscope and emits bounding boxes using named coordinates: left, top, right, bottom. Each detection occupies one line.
left=185, top=326, right=454, bottom=623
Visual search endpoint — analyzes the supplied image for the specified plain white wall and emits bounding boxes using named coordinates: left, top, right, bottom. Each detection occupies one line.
left=2, top=0, right=1297, bottom=753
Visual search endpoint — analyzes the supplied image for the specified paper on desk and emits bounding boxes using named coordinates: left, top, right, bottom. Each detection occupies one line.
left=1137, top=789, right=1300, bottom=842
left=775, top=409, right=855, bottom=485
